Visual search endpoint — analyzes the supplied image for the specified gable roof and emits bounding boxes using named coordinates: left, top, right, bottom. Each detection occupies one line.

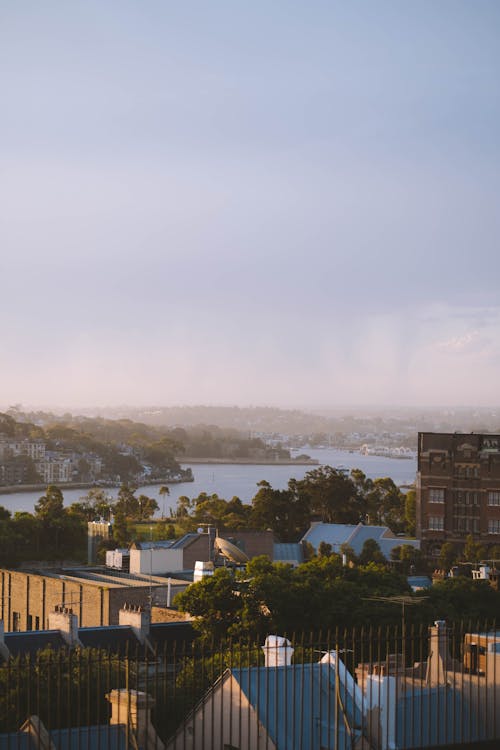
left=231, top=663, right=358, bottom=750
left=301, top=523, right=359, bottom=550
left=301, top=522, right=419, bottom=559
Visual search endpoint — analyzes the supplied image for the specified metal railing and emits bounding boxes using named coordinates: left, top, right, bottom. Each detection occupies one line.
left=0, top=620, right=498, bottom=749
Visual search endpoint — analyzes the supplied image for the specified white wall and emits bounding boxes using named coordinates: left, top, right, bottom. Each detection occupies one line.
left=129, top=547, right=184, bottom=574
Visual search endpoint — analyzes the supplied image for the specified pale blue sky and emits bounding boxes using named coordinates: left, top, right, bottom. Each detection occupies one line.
left=1, top=1, right=500, bottom=408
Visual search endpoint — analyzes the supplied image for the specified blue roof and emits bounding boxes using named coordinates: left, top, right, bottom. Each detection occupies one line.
left=49, top=725, right=127, bottom=750
left=407, top=576, right=432, bottom=591
left=396, top=686, right=476, bottom=747
left=273, top=543, right=303, bottom=563
left=232, top=663, right=358, bottom=750
left=301, top=523, right=420, bottom=559
left=0, top=725, right=127, bottom=750
left=301, top=523, right=358, bottom=550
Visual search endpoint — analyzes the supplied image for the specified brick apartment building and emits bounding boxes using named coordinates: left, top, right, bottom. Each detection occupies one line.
left=417, top=432, right=500, bottom=556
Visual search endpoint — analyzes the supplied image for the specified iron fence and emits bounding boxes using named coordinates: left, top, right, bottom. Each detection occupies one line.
left=0, top=620, right=499, bottom=749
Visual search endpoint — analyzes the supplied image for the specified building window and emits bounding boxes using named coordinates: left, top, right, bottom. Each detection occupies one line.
left=428, top=517, right=444, bottom=531
left=488, top=519, right=500, bottom=534
left=27, top=615, right=33, bottom=631
left=35, top=616, right=40, bottom=630
left=12, top=612, right=21, bottom=632
left=429, top=488, right=445, bottom=503
left=488, top=491, right=500, bottom=506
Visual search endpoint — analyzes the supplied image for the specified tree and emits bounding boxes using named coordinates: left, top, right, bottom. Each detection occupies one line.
left=35, top=485, right=64, bottom=520
left=175, top=567, right=243, bottom=642
left=358, top=539, right=386, bottom=566
left=159, top=485, right=170, bottom=518
left=438, top=542, right=458, bottom=571
left=365, top=477, right=406, bottom=532
left=390, top=544, right=425, bottom=574
left=296, top=466, right=362, bottom=524
left=463, top=534, right=486, bottom=564
left=114, top=484, right=140, bottom=519
left=404, top=488, right=417, bottom=536
left=251, top=480, right=310, bottom=541
left=318, top=541, right=333, bottom=558
left=69, top=488, right=113, bottom=522
left=138, top=494, right=159, bottom=520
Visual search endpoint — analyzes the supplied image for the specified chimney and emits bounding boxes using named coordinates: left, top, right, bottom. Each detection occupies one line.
left=0, top=621, right=10, bottom=660
left=426, top=619, right=449, bottom=686
left=107, top=689, right=164, bottom=750
left=262, top=635, right=294, bottom=667
left=48, top=607, right=81, bottom=647
left=119, top=604, right=151, bottom=645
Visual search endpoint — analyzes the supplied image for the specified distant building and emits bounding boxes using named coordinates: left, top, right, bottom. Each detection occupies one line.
left=417, top=432, right=500, bottom=556
left=301, top=522, right=419, bottom=559
left=35, top=454, right=71, bottom=483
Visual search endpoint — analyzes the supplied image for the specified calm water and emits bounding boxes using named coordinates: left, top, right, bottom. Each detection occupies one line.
left=0, top=447, right=417, bottom=516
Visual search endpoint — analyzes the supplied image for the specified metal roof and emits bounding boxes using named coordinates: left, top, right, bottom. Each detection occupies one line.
left=4, top=630, right=67, bottom=658
left=232, top=663, right=359, bottom=750
left=301, top=523, right=359, bottom=550
left=273, top=543, right=303, bottom=563
left=301, top=522, right=420, bottom=559
left=78, top=625, right=140, bottom=652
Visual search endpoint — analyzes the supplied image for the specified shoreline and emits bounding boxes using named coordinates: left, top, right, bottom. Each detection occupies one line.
left=0, top=459, right=319, bottom=495
left=0, top=477, right=191, bottom=496
left=178, top=457, right=319, bottom=466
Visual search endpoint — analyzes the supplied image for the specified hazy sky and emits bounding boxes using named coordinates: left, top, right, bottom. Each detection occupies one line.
left=2, top=1, right=500, bottom=409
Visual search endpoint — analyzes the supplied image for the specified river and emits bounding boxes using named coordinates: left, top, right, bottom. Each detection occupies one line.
left=0, top=447, right=417, bottom=516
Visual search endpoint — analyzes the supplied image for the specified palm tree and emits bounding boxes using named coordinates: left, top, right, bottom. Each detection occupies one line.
left=159, top=485, right=170, bottom=519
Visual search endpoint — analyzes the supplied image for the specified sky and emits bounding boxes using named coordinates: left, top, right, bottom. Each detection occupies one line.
left=1, top=1, right=500, bottom=410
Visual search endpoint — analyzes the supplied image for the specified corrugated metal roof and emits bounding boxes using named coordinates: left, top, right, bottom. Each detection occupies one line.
left=301, top=523, right=420, bottom=559
left=301, top=523, right=359, bottom=550
left=169, top=533, right=200, bottom=549
left=273, top=543, right=303, bottom=563
left=232, top=663, right=358, bottom=750
left=396, top=686, right=475, bottom=747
